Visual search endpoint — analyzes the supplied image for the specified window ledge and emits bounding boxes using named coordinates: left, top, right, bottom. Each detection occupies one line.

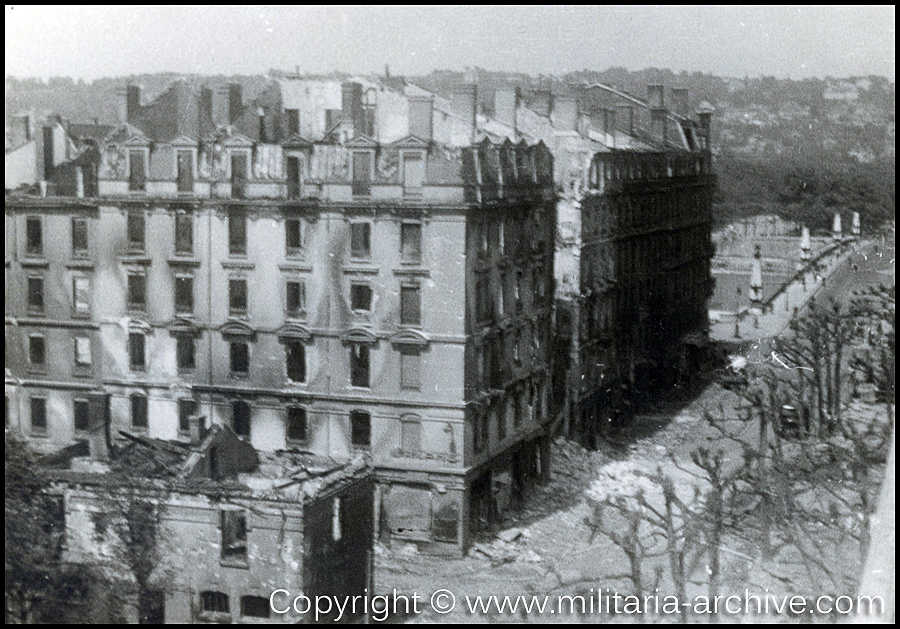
left=343, top=265, right=379, bottom=275
left=219, top=557, right=250, bottom=570
left=222, top=260, right=254, bottom=270
left=168, top=258, right=201, bottom=267
left=66, top=260, right=94, bottom=270
left=21, top=258, right=49, bottom=268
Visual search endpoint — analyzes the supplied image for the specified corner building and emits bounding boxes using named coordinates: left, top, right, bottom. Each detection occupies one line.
left=5, top=76, right=556, bottom=554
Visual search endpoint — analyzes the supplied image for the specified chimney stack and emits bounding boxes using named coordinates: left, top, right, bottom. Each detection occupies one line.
left=532, top=89, right=553, bottom=117
left=189, top=415, right=207, bottom=446
left=651, top=108, right=668, bottom=146
left=551, top=97, right=579, bottom=132
left=228, top=83, right=243, bottom=124
left=493, top=87, right=519, bottom=134
left=408, top=95, right=434, bottom=141
left=647, top=84, right=665, bottom=108
left=126, top=85, right=142, bottom=123
left=451, top=84, right=478, bottom=143
left=671, top=87, right=689, bottom=117
left=341, top=81, right=364, bottom=135
left=697, top=107, right=713, bottom=150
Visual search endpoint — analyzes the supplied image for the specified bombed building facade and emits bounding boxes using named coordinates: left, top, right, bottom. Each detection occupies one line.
left=5, top=75, right=557, bottom=554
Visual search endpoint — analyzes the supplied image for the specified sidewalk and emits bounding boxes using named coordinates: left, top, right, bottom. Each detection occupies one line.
left=710, top=239, right=868, bottom=343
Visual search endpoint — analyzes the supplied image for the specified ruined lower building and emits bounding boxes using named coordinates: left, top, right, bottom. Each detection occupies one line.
left=42, top=421, right=373, bottom=623
left=5, top=74, right=557, bottom=554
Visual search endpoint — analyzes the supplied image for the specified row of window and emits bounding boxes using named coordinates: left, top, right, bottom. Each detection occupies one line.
left=472, top=382, right=545, bottom=453
left=21, top=214, right=423, bottom=263
left=24, top=332, right=424, bottom=390
left=23, top=271, right=423, bottom=324
left=474, top=265, right=547, bottom=323
left=474, top=322, right=549, bottom=391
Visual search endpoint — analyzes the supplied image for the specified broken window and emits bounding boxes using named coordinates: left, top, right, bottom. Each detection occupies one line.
left=230, top=342, right=249, bottom=376
left=400, top=415, right=421, bottom=453
left=221, top=510, right=248, bottom=559
left=231, top=400, right=251, bottom=437
left=401, top=286, right=421, bottom=326
left=350, top=283, right=372, bottom=312
left=402, top=153, right=425, bottom=196
left=28, top=276, right=44, bottom=313
left=231, top=153, right=248, bottom=199
left=128, top=150, right=146, bottom=192
left=399, top=348, right=421, bottom=390
left=26, top=217, right=43, bottom=256
left=176, top=336, right=195, bottom=371
left=229, top=279, right=247, bottom=315
left=177, top=150, right=194, bottom=193
left=285, top=219, right=303, bottom=255
left=285, top=341, right=306, bottom=383
left=72, top=400, right=90, bottom=432
left=350, top=410, right=371, bottom=447
left=175, top=276, right=194, bottom=314
left=286, top=280, right=305, bottom=317
left=129, top=332, right=146, bottom=371
left=131, top=394, right=148, bottom=429
left=352, top=152, right=372, bottom=196
left=350, top=344, right=370, bottom=388
left=127, top=273, right=146, bottom=311
left=175, top=211, right=193, bottom=254
left=432, top=493, right=460, bottom=543
left=241, top=596, right=270, bottom=619
left=29, top=335, right=46, bottom=367
left=386, top=486, right=431, bottom=539
left=400, top=223, right=422, bottom=263
left=71, top=217, right=89, bottom=256
left=228, top=209, right=246, bottom=255
left=178, top=399, right=197, bottom=434
left=350, top=222, right=371, bottom=259
left=286, top=407, right=307, bottom=443
left=285, top=109, right=300, bottom=135
left=73, top=276, right=91, bottom=317
left=201, top=591, right=229, bottom=614
left=127, top=211, right=145, bottom=251
left=73, top=336, right=91, bottom=367
left=31, top=397, right=47, bottom=434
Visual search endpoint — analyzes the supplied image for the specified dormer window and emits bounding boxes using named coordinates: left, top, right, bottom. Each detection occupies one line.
left=352, top=152, right=373, bottom=197
left=402, top=152, right=425, bottom=197
left=230, top=151, right=249, bottom=199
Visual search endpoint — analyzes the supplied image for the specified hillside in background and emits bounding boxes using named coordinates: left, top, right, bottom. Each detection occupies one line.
left=6, top=68, right=895, bottom=231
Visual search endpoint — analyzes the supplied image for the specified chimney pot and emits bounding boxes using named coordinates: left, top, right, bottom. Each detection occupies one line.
left=671, top=87, right=689, bottom=117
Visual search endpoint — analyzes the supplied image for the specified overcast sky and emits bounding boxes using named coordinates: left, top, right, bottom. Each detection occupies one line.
left=5, top=5, right=896, bottom=81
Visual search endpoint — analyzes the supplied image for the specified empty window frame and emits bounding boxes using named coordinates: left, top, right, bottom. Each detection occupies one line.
left=220, top=510, right=248, bottom=559
left=286, top=406, right=307, bottom=443
left=176, top=335, right=195, bottom=371
left=174, top=276, right=194, bottom=315
left=231, top=401, right=251, bottom=438
left=72, top=276, right=91, bottom=317
left=174, top=211, right=193, bottom=254
left=285, top=341, right=306, bottom=383
left=27, top=276, right=45, bottom=313
left=71, top=217, right=89, bottom=256
left=350, top=344, right=370, bottom=388
left=240, top=596, right=270, bottom=619
left=127, top=273, right=146, bottom=311
left=350, top=222, right=371, bottom=259
left=26, top=217, right=43, bottom=256
left=352, top=151, right=373, bottom=196
left=285, top=218, right=303, bottom=255
left=400, top=285, right=421, bottom=326
left=73, top=398, right=90, bottom=432
left=230, top=153, right=248, bottom=199
left=130, top=394, right=148, bottom=429
left=228, top=209, right=247, bottom=255
left=285, top=280, right=305, bottom=317
left=201, top=591, right=229, bottom=615
left=402, top=152, right=425, bottom=196
left=176, top=150, right=194, bottom=193
left=229, top=279, right=247, bottom=315
left=400, top=415, right=422, bottom=453
left=178, top=398, right=197, bottom=434
left=400, top=223, right=422, bottom=263
left=286, top=156, right=302, bottom=199
left=129, top=332, right=146, bottom=371
left=127, top=211, right=145, bottom=251
left=128, top=150, right=147, bottom=192
left=350, top=410, right=371, bottom=447
left=31, top=397, right=47, bottom=434
left=29, top=335, right=46, bottom=367
left=230, top=342, right=249, bottom=376
left=350, top=283, right=372, bottom=312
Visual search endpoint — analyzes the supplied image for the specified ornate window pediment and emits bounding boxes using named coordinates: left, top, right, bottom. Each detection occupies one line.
left=394, top=135, right=431, bottom=149
left=128, top=318, right=152, bottom=333
left=276, top=323, right=312, bottom=342
left=283, top=134, right=314, bottom=149
left=219, top=320, right=256, bottom=339
left=168, top=317, right=200, bottom=337
left=345, top=135, right=378, bottom=149
left=340, top=327, right=378, bottom=345
left=389, top=329, right=429, bottom=347
left=220, top=133, right=255, bottom=149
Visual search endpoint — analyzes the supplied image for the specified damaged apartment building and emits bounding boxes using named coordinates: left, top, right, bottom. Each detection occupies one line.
left=42, top=419, right=372, bottom=623
left=448, top=79, right=716, bottom=446
left=5, top=74, right=557, bottom=554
